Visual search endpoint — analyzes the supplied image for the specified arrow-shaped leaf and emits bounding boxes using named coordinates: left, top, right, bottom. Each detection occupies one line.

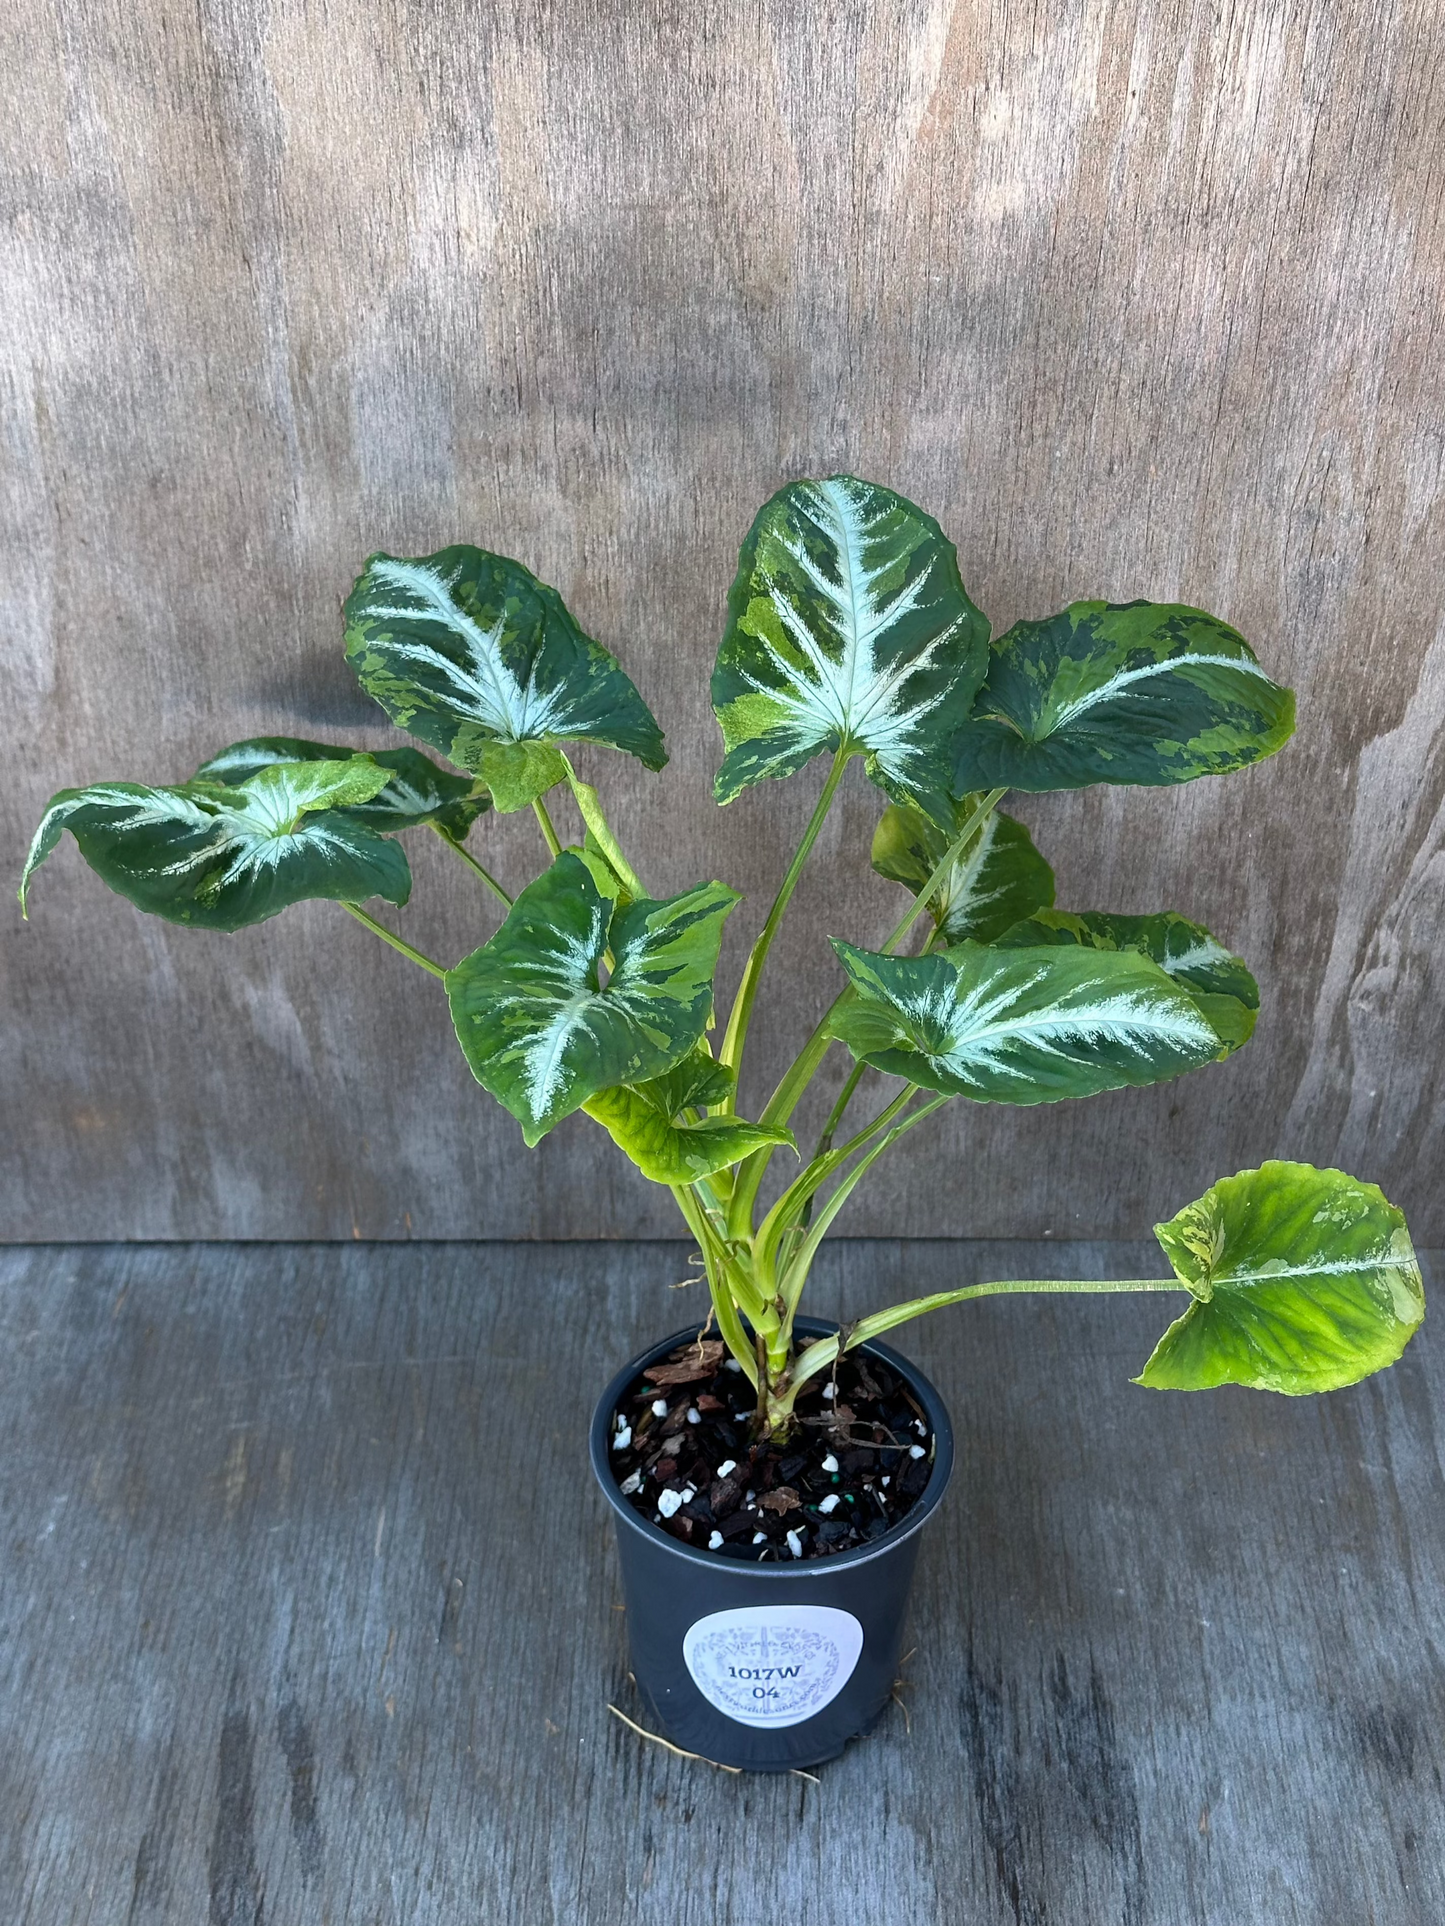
left=344, top=545, right=666, bottom=809
left=584, top=1052, right=795, bottom=1184
left=953, top=600, right=1295, bottom=793
left=994, top=909, right=1258, bottom=1056
left=828, top=937, right=1224, bottom=1104
left=19, top=760, right=411, bottom=929
left=196, top=737, right=490, bottom=838
left=447, top=852, right=739, bottom=1144
left=712, top=476, right=990, bottom=826
left=871, top=795, right=1055, bottom=943
left=1138, top=1162, right=1424, bottom=1393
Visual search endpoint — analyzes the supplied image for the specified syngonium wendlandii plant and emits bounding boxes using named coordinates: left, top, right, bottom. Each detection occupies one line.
left=21, top=477, right=1425, bottom=1438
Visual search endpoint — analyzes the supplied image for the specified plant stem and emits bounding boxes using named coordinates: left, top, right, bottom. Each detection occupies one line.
left=777, top=1093, right=945, bottom=1324
left=532, top=795, right=563, bottom=858
left=718, top=744, right=851, bottom=1096
left=430, top=825, right=512, bottom=907
left=815, top=1059, right=869, bottom=1154
left=787, top=1275, right=1189, bottom=1394
left=726, top=787, right=1009, bottom=1237
left=340, top=903, right=448, bottom=979
left=560, top=755, right=645, bottom=897
left=754, top=1085, right=917, bottom=1275
left=669, top=1185, right=759, bottom=1386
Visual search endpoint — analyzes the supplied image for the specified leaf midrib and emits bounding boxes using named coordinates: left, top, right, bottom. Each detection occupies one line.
left=1046, top=650, right=1276, bottom=735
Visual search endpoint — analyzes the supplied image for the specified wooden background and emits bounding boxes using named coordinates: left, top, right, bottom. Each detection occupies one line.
left=4, top=0, right=1443, bottom=1242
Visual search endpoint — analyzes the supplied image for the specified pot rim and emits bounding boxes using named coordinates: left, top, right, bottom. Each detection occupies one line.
left=589, top=1316, right=955, bottom=1577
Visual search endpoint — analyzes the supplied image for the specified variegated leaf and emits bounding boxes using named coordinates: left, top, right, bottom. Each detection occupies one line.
left=584, top=1051, right=794, bottom=1184
left=828, top=937, right=1223, bottom=1104
left=446, top=852, right=739, bottom=1144
left=953, top=601, right=1295, bottom=792
left=196, top=737, right=489, bottom=838
left=20, top=760, right=411, bottom=930
left=871, top=795, right=1054, bottom=943
left=1138, top=1162, right=1424, bottom=1393
left=343, top=545, right=666, bottom=809
left=994, top=909, right=1258, bottom=1056
left=712, top=476, right=989, bottom=826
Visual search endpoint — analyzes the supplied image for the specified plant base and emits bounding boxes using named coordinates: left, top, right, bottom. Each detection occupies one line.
left=589, top=1318, right=955, bottom=1771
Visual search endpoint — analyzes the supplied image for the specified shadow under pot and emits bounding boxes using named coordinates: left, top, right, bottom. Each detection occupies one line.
left=589, top=1317, right=955, bottom=1773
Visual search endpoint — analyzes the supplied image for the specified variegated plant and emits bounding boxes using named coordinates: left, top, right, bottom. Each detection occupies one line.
left=21, top=475, right=1423, bottom=1438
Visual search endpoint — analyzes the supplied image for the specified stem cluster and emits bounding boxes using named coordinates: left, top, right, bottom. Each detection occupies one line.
left=340, top=759, right=1183, bottom=1440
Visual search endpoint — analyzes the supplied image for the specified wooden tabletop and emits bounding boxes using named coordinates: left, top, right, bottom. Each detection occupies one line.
left=2, top=1239, right=1440, bottom=1925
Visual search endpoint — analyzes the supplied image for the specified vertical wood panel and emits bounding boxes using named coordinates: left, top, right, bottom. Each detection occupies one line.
left=3, top=0, right=1442, bottom=1239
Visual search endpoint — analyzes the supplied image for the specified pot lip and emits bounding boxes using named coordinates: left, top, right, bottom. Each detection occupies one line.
left=589, top=1316, right=955, bottom=1577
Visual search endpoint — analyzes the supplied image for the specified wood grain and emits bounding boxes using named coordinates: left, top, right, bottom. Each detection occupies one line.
left=2, top=1238, right=1441, bottom=1924
left=3, top=1, right=1443, bottom=1239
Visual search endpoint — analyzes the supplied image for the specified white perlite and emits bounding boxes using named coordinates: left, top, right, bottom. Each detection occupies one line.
left=724, top=1358, right=743, bottom=1372
left=686, top=1407, right=700, bottom=1424
left=715, top=1459, right=737, bottom=1478
left=821, top=1384, right=835, bottom=1401
left=611, top=1425, right=631, bottom=1451
left=818, top=1494, right=840, bottom=1514
left=708, top=1531, right=724, bottom=1550
left=651, top=1399, right=668, bottom=1418
left=909, top=1444, right=926, bottom=1459
left=821, top=1453, right=839, bottom=1473
left=786, top=1530, right=803, bottom=1558
left=752, top=1531, right=768, bottom=1545
left=657, top=1489, right=684, bottom=1519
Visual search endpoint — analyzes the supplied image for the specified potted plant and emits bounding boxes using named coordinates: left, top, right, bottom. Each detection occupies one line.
left=20, top=475, right=1423, bottom=1771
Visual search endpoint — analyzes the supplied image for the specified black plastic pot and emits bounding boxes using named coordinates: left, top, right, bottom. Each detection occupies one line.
left=589, top=1317, right=955, bottom=1772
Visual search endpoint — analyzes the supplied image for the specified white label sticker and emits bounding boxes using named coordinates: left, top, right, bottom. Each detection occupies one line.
left=681, top=1604, right=864, bottom=1728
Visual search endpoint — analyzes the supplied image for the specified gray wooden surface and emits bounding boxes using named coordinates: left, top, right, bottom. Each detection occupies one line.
left=5, top=1, right=1444, bottom=1244
left=3, top=1238, right=1442, bottom=1925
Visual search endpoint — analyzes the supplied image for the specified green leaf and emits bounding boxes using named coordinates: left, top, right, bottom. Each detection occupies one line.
left=952, top=600, right=1295, bottom=793
left=196, top=737, right=490, bottom=837
left=583, top=1052, right=794, bottom=1184
left=828, top=937, right=1224, bottom=1104
left=470, top=740, right=569, bottom=814
left=712, top=475, right=990, bottom=825
left=446, top=851, right=739, bottom=1144
left=994, top=909, right=1258, bottom=1056
left=638, top=1047, right=738, bottom=1116
left=1137, top=1162, right=1424, bottom=1394
left=20, top=760, right=411, bottom=930
left=871, top=796, right=1055, bottom=943
left=343, top=546, right=666, bottom=800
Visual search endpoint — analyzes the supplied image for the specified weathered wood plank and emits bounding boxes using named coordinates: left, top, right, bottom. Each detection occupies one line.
left=1, top=1240, right=1441, bottom=1924
left=3, top=0, right=1443, bottom=1241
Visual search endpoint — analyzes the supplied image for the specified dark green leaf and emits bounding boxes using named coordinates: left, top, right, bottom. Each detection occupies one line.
left=994, top=909, right=1258, bottom=1056
left=828, top=937, right=1224, bottom=1104
left=871, top=796, right=1054, bottom=943
left=20, top=761, right=411, bottom=930
left=446, top=851, right=738, bottom=1144
left=712, top=475, right=990, bottom=826
left=343, top=545, right=666, bottom=804
left=953, top=600, right=1295, bottom=792
left=195, top=737, right=490, bottom=837
left=1138, top=1162, right=1424, bottom=1393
